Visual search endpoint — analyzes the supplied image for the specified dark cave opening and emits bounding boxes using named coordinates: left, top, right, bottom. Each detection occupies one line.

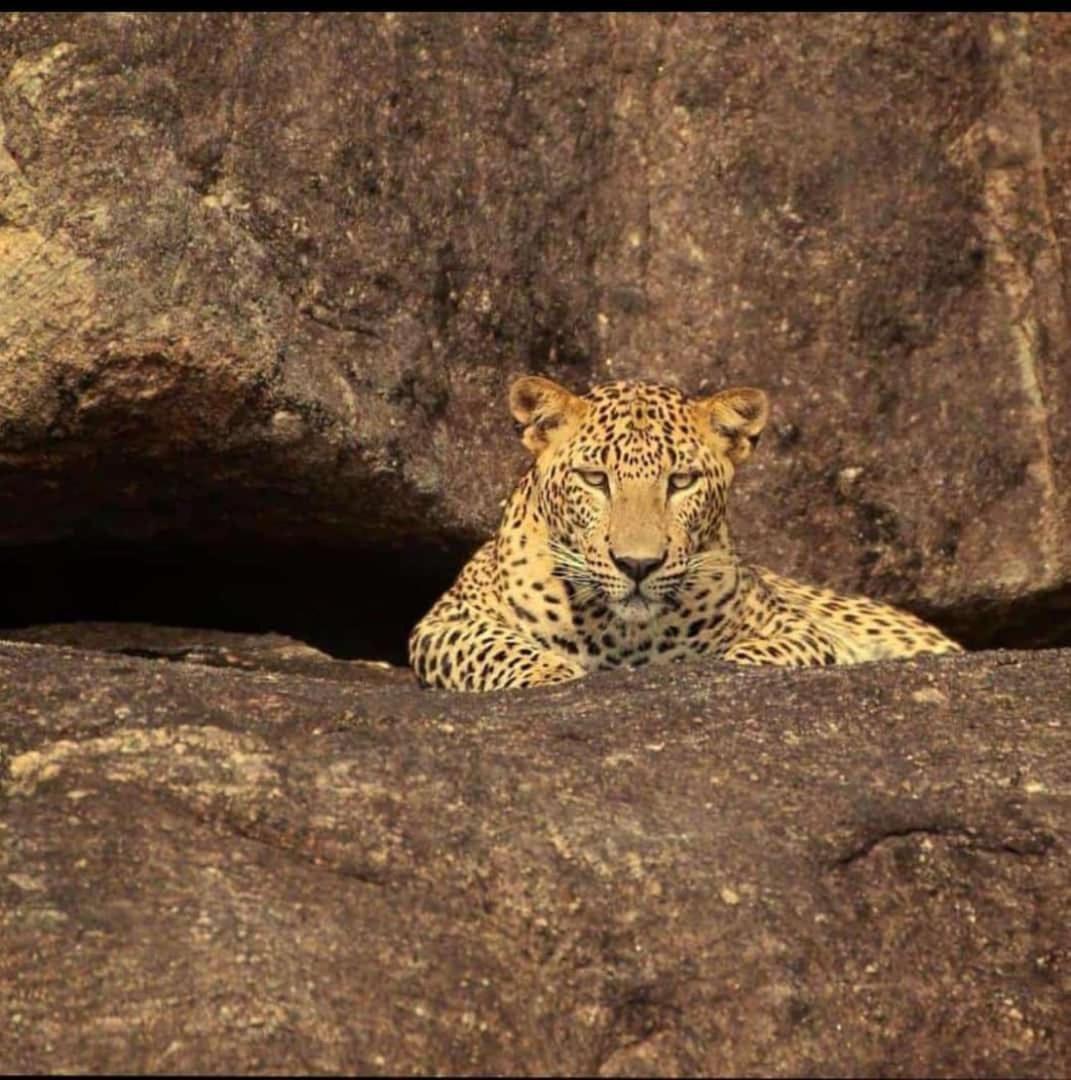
left=0, top=538, right=476, bottom=667
left=0, top=540, right=1068, bottom=666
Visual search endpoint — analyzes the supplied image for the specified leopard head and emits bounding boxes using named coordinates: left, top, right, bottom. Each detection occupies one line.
left=509, top=375, right=768, bottom=620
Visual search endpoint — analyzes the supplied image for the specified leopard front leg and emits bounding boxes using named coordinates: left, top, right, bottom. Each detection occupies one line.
left=409, top=606, right=586, bottom=691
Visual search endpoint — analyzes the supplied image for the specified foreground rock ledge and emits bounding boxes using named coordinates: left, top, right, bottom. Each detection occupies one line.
left=1, top=638, right=1068, bottom=1076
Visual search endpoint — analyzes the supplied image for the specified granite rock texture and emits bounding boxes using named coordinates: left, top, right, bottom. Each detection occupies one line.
left=0, top=13, right=1068, bottom=641
left=1, top=636, right=1069, bottom=1074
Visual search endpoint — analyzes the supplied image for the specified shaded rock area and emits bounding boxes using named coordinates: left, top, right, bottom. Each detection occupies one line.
left=0, top=12, right=1069, bottom=648
left=0, top=538, right=463, bottom=665
left=2, top=635, right=1069, bottom=1075
left=0, top=621, right=408, bottom=684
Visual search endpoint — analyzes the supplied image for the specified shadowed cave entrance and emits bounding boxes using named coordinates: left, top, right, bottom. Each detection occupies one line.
left=0, top=540, right=474, bottom=667
left=0, top=540, right=1068, bottom=665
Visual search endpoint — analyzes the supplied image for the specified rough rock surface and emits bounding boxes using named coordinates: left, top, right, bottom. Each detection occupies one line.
left=0, top=620, right=407, bottom=683
left=2, top=635, right=1069, bottom=1075
left=0, top=13, right=1069, bottom=642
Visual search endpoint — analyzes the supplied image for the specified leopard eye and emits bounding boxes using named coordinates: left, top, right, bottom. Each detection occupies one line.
left=574, top=468, right=610, bottom=492
left=669, top=471, right=700, bottom=492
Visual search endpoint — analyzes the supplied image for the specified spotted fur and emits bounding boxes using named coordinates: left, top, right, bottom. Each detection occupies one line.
left=409, top=377, right=962, bottom=691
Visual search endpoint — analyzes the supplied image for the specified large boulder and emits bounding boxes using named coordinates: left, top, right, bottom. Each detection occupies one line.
left=0, top=13, right=1068, bottom=646
left=2, top=638, right=1069, bottom=1074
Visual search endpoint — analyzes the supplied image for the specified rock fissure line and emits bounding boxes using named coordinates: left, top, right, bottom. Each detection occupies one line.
left=113, top=645, right=258, bottom=670
left=145, top=781, right=394, bottom=889
left=213, top=812, right=392, bottom=889
left=833, top=822, right=1054, bottom=867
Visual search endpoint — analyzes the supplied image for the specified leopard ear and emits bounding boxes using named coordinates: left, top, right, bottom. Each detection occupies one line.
left=509, top=376, right=586, bottom=455
left=694, top=387, right=769, bottom=464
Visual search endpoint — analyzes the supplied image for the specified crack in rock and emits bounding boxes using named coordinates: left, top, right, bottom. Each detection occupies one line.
left=833, top=823, right=1055, bottom=868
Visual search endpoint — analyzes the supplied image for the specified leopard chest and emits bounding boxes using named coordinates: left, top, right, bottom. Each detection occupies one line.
left=562, top=601, right=732, bottom=671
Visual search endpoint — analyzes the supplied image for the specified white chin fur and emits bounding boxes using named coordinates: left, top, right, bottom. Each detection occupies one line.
left=612, top=596, right=656, bottom=625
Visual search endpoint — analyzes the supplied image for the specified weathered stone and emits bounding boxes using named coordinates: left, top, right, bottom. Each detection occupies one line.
left=1, top=639, right=1068, bottom=1074
left=0, top=621, right=409, bottom=683
left=0, top=13, right=1068, bottom=643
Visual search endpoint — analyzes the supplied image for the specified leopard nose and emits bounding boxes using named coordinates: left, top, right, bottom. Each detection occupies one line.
left=611, top=553, right=666, bottom=583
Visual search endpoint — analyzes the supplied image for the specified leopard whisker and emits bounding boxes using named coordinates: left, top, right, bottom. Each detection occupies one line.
left=548, top=539, right=589, bottom=568
left=684, top=549, right=735, bottom=586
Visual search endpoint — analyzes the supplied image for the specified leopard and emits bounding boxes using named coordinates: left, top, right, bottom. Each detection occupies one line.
left=409, top=376, right=962, bottom=691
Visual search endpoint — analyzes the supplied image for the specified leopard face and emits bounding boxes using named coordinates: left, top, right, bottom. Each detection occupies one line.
left=510, top=378, right=768, bottom=623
